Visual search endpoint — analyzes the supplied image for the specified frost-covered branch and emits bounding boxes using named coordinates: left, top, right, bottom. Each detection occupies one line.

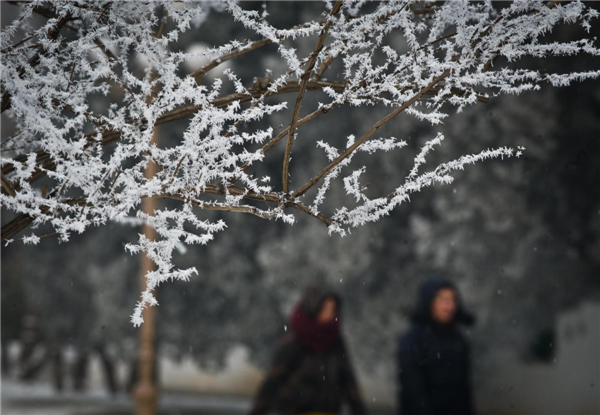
left=1, top=0, right=598, bottom=324
left=282, top=0, right=343, bottom=193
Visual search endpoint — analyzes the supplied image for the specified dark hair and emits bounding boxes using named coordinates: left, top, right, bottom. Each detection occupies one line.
left=300, top=282, right=342, bottom=319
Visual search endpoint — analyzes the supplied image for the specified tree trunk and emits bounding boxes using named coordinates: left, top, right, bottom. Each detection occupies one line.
left=96, top=344, right=118, bottom=395
left=1, top=340, right=9, bottom=375
left=133, top=112, right=160, bottom=415
left=20, top=345, right=47, bottom=381
left=51, top=343, right=64, bottom=392
left=72, top=348, right=89, bottom=392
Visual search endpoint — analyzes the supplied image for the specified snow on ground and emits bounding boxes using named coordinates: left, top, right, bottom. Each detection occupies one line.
left=1, top=379, right=251, bottom=415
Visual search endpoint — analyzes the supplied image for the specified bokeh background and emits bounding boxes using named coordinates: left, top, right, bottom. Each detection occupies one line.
left=2, top=2, right=599, bottom=414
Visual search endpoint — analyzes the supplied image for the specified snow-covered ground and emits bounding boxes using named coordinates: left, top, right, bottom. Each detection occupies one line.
left=1, top=380, right=251, bottom=415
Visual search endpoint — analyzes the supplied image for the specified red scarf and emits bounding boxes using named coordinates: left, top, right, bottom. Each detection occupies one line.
left=290, top=304, right=340, bottom=354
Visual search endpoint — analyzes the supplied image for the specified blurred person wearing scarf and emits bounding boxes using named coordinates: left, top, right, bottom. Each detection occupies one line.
left=249, top=283, right=367, bottom=415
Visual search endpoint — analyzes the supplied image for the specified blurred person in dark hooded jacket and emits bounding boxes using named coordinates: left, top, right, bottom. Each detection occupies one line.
left=249, top=283, right=367, bottom=415
left=397, top=278, right=476, bottom=415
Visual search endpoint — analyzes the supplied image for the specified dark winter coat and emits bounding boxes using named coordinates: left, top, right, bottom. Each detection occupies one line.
left=397, top=279, right=475, bottom=415
left=249, top=284, right=367, bottom=415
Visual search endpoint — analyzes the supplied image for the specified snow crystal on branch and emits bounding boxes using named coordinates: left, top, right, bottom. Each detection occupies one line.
left=1, top=0, right=598, bottom=324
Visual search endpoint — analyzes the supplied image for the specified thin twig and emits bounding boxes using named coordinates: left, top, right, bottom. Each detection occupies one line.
left=189, top=21, right=322, bottom=82
left=107, top=170, right=122, bottom=194
left=282, top=0, right=343, bottom=194
left=170, top=155, right=187, bottom=183
left=237, top=102, right=340, bottom=176
left=0, top=33, right=36, bottom=54
left=12, top=232, right=58, bottom=243
left=156, top=193, right=277, bottom=220
left=293, top=69, right=451, bottom=198
left=1, top=172, right=17, bottom=196
left=191, top=39, right=272, bottom=82
left=65, top=61, right=77, bottom=92
left=314, top=54, right=336, bottom=80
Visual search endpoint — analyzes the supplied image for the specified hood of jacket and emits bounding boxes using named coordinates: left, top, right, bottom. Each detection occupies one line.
left=410, top=278, right=475, bottom=327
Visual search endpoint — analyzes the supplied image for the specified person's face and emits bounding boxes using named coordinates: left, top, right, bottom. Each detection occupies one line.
left=431, top=288, right=458, bottom=325
left=317, top=298, right=338, bottom=323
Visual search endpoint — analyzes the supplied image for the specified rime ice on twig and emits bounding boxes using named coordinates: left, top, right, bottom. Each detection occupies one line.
left=1, top=1, right=598, bottom=325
